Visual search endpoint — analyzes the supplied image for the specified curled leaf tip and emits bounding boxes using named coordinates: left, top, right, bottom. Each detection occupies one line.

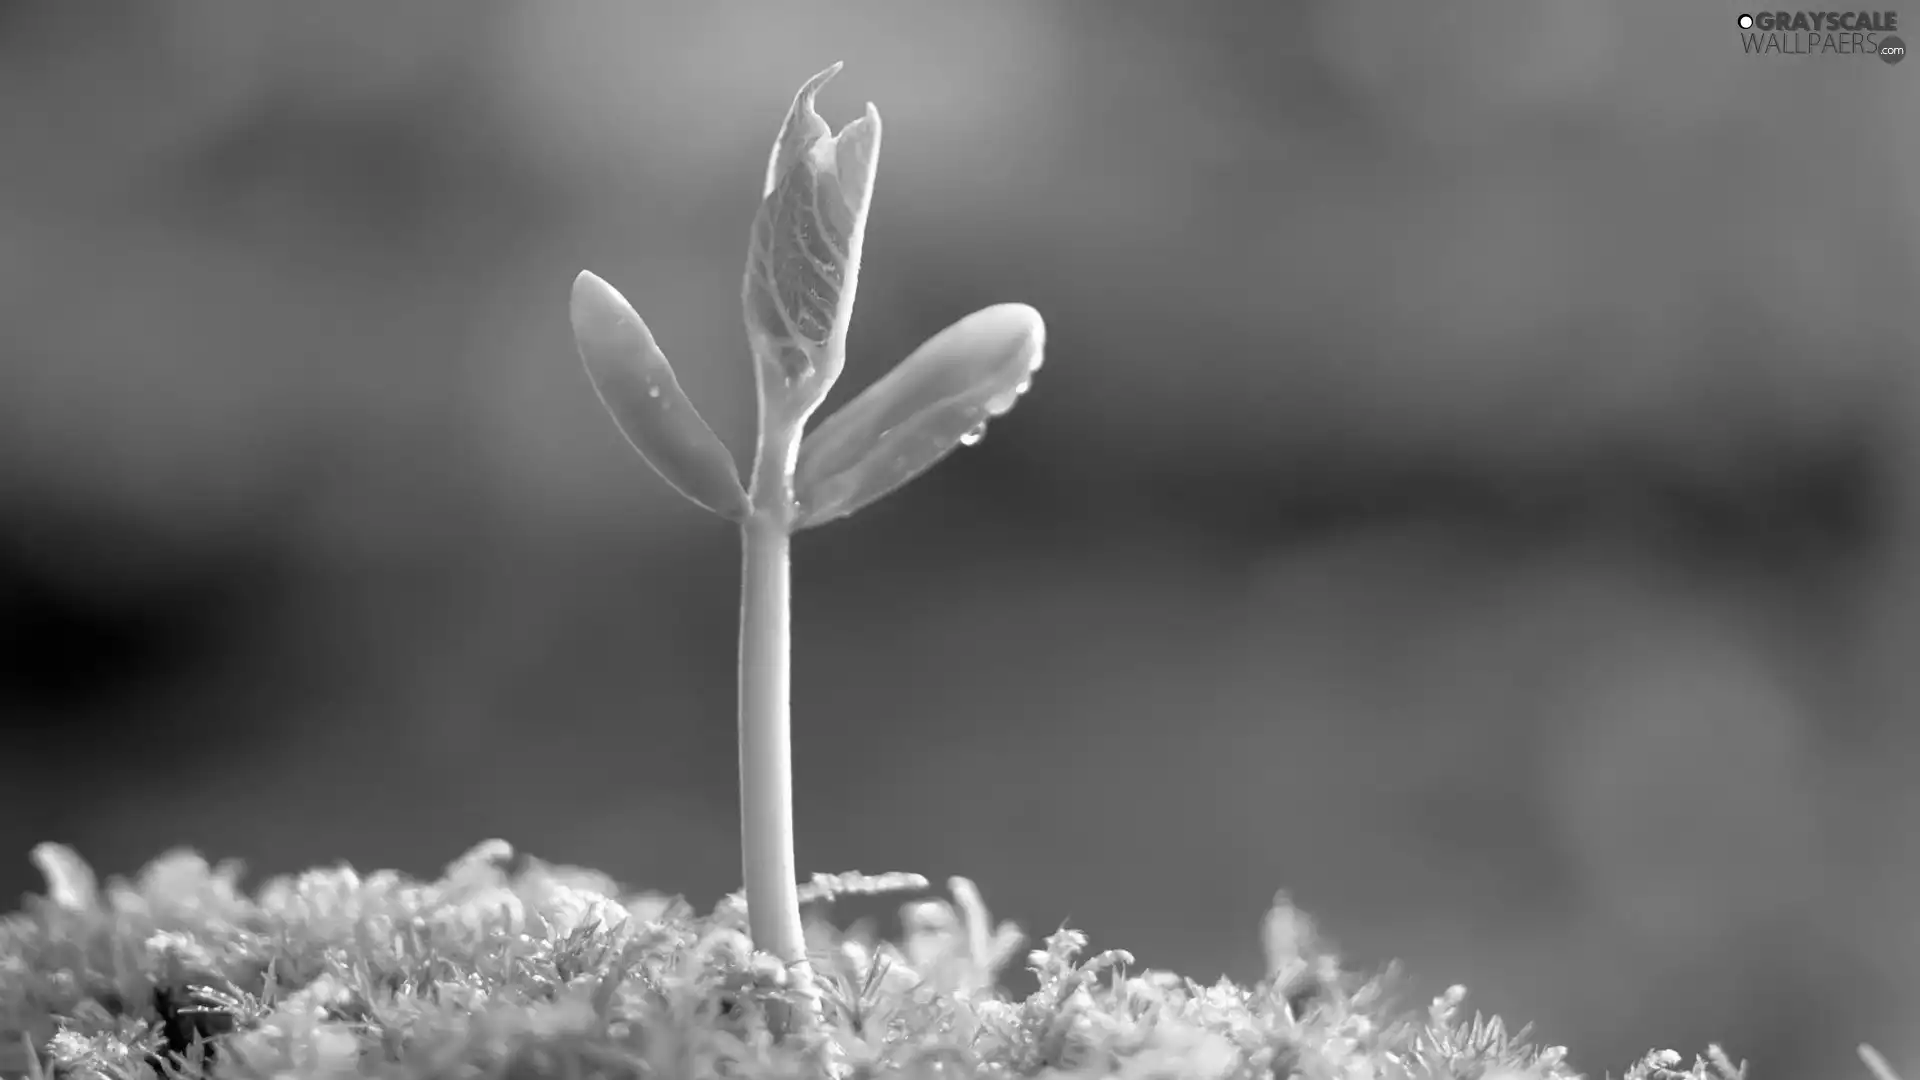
left=744, top=65, right=885, bottom=431
left=762, top=63, right=845, bottom=199
left=570, top=270, right=750, bottom=520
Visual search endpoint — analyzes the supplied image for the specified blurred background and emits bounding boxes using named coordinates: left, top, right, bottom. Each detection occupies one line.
left=1, top=1, right=1916, bottom=1075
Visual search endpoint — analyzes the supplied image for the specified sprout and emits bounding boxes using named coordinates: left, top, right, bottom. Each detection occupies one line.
left=569, top=63, right=1046, bottom=999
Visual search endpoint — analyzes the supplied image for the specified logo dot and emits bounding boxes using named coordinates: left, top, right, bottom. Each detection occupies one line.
left=1738, top=13, right=1754, bottom=28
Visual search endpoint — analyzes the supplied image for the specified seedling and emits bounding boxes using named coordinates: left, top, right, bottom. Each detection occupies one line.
left=569, top=64, right=1045, bottom=973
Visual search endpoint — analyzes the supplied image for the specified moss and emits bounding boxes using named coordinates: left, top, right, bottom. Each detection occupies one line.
left=2, top=841, right=1741, bottom=1080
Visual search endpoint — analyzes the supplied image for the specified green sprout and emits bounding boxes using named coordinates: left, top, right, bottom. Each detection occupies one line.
left=568, top=64, right=1045, bottom=972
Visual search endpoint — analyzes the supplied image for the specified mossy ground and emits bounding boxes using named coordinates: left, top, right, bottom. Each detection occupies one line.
left=1, top=840, right=1741, bottom=1080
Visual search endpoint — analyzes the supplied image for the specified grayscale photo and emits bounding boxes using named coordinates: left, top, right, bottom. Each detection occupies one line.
left=0, top=4, right=1913, bottom=1079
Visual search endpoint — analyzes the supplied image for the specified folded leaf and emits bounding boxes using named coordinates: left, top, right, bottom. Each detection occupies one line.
left=793, top=304, right=1045, bottom=529
left=571, top=270, right=750, bottom=520
left=742, top=63, right=883, bottom=438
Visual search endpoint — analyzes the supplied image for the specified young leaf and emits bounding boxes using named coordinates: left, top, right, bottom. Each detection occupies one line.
left=742, top=63, right=883, bottom=438
left=570, top=270, right=751, bottom=520
left=793, top=303, right=1045, bottom=529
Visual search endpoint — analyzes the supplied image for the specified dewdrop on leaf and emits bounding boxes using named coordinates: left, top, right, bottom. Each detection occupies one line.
left=570, top=271, right=751, bottom=520
left=794, top=304, right=1045, bottom=528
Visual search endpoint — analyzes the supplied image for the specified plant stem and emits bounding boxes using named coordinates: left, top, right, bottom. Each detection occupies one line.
left=737, top=512, right=806, bottom=965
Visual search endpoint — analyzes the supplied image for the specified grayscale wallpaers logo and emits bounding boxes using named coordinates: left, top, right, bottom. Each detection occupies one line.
left=1736, top=10, right=1905, bottom=61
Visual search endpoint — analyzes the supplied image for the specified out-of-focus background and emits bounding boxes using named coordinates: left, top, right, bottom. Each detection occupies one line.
left=1, top=1, right=1915, bottom=1075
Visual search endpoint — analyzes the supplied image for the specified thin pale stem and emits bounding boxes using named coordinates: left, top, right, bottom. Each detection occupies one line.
left=737, top=512, right=806, bottom=965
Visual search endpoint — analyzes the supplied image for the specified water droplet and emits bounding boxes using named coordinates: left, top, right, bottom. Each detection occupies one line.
left=959, top=422, right=987, bottom=447
left=648, top=386, right=662, bottom=399
left=985, top=374, right=1034, bottom=417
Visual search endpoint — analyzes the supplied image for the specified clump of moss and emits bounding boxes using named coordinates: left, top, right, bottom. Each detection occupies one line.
left=0, top=840, right=1745, bottom=1080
